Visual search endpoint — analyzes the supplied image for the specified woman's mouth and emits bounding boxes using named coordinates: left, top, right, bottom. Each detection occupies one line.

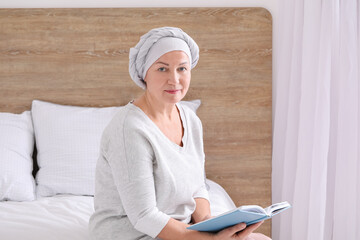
left=165, top=90, right=180, bottom=94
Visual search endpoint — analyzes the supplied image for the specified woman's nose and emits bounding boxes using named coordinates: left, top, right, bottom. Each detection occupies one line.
left=168, top=71, right=180, bottom=84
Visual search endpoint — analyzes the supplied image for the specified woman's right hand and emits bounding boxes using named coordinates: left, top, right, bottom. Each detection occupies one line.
left=212, top=221, right=264, bottom=240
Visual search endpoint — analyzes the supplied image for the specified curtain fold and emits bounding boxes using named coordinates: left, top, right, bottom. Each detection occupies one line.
left=273, top=0, right=360, bottom=239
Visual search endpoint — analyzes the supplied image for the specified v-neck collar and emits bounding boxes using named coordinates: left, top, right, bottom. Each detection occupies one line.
left=128, top=101, right=188, bottom=152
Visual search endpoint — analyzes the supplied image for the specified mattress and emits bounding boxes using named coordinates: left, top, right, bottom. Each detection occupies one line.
left=0, top=179, right=235, bottom=240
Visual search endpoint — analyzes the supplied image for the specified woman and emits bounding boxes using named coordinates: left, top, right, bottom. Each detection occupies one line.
left=89, top=27, right=271, bottom=240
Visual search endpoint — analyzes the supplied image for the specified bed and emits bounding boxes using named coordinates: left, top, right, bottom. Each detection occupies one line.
left=0, top=7, right=272, bottom=238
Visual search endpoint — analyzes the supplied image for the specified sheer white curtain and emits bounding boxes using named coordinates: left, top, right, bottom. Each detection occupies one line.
left=272, top=0, right=360, bottom=239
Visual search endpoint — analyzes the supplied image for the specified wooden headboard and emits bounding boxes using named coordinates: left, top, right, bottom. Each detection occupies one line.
left=0, top=8, right=272, bottom=235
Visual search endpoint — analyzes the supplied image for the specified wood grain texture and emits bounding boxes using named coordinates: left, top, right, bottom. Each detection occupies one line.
left=0, top=8, right=272, bottom=235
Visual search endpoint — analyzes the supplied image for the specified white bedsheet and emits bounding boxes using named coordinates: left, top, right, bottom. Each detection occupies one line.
left=0, top=179, right=235, bottom=240
left=0, top=195, right=93, bottom=240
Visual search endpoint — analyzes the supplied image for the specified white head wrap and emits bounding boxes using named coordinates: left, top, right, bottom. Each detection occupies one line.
left=129, top=27, right=199, bottom=89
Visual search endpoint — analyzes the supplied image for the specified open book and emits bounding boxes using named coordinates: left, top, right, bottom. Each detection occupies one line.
left=187, top=201, right=291, bottom=232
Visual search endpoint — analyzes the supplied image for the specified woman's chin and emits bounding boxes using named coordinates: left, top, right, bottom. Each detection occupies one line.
left=166, top=98, right=183, bottom=104
left=163, top=93, right=185, bottom=104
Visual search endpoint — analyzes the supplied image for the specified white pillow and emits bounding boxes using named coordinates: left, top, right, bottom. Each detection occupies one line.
left=206, top=179, right=236, bottom=216
left=180, top=99, right=201, bottom=112
left=0, top=111, right=35, bottom=201
left=31, top=100, right=122, bottom=198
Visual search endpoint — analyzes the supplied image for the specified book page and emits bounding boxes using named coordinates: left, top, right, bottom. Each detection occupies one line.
left=238, top=205, right=266, bottom=215
left=264, top=201, right=291, bottom=216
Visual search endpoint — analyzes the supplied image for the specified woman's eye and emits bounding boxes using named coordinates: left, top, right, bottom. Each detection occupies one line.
left=178, top=67, right=187, bottom=72
left=158, top=67, right=166, bottom=72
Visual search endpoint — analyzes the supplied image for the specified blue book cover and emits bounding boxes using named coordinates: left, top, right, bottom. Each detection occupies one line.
left=187, top=201, right=291, bottom=232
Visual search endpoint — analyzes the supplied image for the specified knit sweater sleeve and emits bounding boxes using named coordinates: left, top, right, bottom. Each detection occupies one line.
left=192, top=116, right=210, bottom=202
left=106, top=118, right=170, bottom=238
left=193, top=179, right=209, bottom=201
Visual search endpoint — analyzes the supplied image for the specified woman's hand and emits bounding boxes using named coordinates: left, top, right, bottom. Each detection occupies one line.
left=158, top=218, right=267, bottom=240
left=213, top=221, right=264, bottom=240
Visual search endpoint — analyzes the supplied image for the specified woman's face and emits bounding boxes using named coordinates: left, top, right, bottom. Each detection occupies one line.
left=144, top=50, right=191, bottom=104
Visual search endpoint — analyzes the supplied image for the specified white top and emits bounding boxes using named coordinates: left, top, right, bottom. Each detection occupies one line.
left=89, top=102, right=209, bottom=240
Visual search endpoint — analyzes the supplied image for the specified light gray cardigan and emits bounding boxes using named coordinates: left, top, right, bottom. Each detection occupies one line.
left=89, top=102, right=209, bottom=240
